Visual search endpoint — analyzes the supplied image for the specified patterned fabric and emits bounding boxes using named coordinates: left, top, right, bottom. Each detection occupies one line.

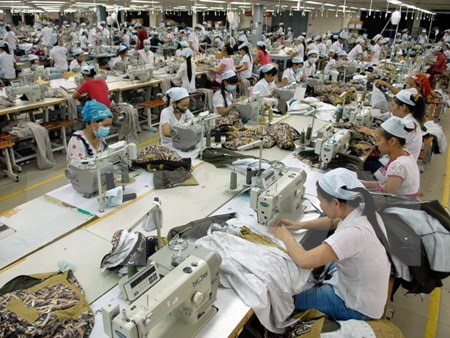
left=134, top=144, right=192, bottom=172
left=223, top=123, right=300, bottom=151
left=216, top=110, right=244, bottom=129
left=0, top=271, right=94, bottom=338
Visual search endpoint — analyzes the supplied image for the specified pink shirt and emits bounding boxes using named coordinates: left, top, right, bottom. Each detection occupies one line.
left=257, top=50, right=271, bottom=66
left=215, top=57, right=234, bottom=83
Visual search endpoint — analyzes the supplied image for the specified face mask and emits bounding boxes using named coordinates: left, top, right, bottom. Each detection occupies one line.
left=226, top=84, right=236, bottom=92
left=175, top=106, right=187, bottom=114
left=94, top=126, right=110, bottom=138
left=145, top=45, right=151, bottom=51
left=308, top=57, right=318, bottom=63
left=294, top=68, right=302, bottom=74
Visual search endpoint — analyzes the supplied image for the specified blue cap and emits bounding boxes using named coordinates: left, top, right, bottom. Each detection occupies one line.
left=82, top=100, right=112, bottom=123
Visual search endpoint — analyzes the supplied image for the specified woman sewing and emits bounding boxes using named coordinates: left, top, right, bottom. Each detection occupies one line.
left=269, top=168, right=391, bottom=320
left=73, top=66, right=111, bottom=108
left=253, top=63, right=278, bottom=106
left=212, top=70, right=239, bottom=116
left=159, top=87, right=194, bottom=146
left=67, top=100, right=113, bottom=165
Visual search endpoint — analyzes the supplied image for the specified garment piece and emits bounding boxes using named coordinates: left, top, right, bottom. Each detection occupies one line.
left=153, top=168, right=196, bottom=189
left=134, top=144, right=191, bottom=172
left=424, top=120, right=447, bottom=154
left=114, top=103, right=141, bottom=144
left=55, top=88, right=78, bottom=121
left=201, top=147, right=258, bottom=168
left=0, top=270, right=94, bottom=338
left=196, top=230, right=310, bottom=333
left=195, top=88, right=213, bottom=111
left=76, top=79, right=111, bottom=108
left=240, top=226, right=288, bottom=254
left=324, top=206, right=391, bottom=319
left=215, top=110, right=244, bottom=129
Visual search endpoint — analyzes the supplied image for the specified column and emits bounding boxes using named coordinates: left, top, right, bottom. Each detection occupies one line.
left=96, top=5, right=107, bottom=23
left=4, top=9, right=13, bottom=25
left=250, top=4, right=264, bottom=45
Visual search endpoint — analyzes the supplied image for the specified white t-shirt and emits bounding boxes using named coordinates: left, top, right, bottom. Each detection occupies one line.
left=282, top=67, right=301, bottom=83
left=159, top=105, right=195, bottom=145
left=188, top=32, right=199, bottom=53
left=138, top=49, right=154, bottom=65
left=213, top=89, right=233, bottom=114
left=324, top=59, right=337, bottom=74
left=79, top=35, right=88, bottom=49
left=295, top=44, right=305, bottom=61
left=402, top=114, right=422, bottom=160
left=317, top=42, right=327, bottom=57
left=49, top=45, right=68, bottom=71
left=41, top=26, right=53, bottom=45
left=69, top=59, right=87, bottom=72
left=324, top=206, right=391, bottom=319
left=121, top=33, right=130, bottom=47
left=239, top=54, right=253, bottom=79
left=0, top=51, right=16, bottom=79
left=331, top=41, right=343, bottom=53
left=3, top=31, right=16, bottom=51
left=66, top=130, right=107, bottom=165
left=379, top=150, right=420, bottom=197
left=370, top=44, right=382, bottom=64
left=302, top=61, right=316, bottom=78
left=347, top=44, right=363, bottom=61
left=173, top=61, right=197, bottom=93
left=253, top=78, right=277, bottom=106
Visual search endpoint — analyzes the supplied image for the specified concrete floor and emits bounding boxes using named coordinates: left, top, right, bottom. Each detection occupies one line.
left=0, top=113, right=449, bottom=337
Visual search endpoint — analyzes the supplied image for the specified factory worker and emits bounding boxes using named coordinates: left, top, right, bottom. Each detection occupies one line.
left=288, top=36, right=305, bottom=61
left=443, top=42, right=450, bottom=61
left=159, top=87, right=194, bottom=146
left=324, top=32, right=333, bottom=53
left=361, top=117, right=420, bottom=197
left=49, top=37, right=68, bottom=71
left=27, top=53, right=40, bottom=67
left=212, top=34, right=224, bottom=50
left=238, top=31, right=249, bottom=44
left=316, top=36, right=327, bottom=58
left=269, top=168, right=391, bottom=321
left=172, top=47, right=197, bottom=93
left=253, top=63, right=278, bottom=106
left=69, top=47, right=87, bottom=72
left=306, top=38, right=318, bottom=53
left=67, top=100, right=112, bottom=164
left=347, top=37, right=365, bottom=61
left=41, top=21, right=53, bottom=47
left=302, top=49, right=318, bottom=78
left=79, top=30, right=89, bottom=50
left=121, top=28, right=131, bottom=47
left=330, top=32, right=345, bottom=54
left=280, top=57, right=304, bottom=86
left=73, top=66, right=111, bottom=108
left=137, top=39, right=154, bottom=65
left=401, top=28, right=409, bottom=44
left=324, top=50, right=347, bottom=75
left=0, top=41, right=15, bottom=81
left=213, top=70, right=239, bottom=116
left=3, top=25, right=17, bottom=56
left=286, top=27, right=293, bottom=41
left=175, top=40, right=189, bottom=57
left=418, top=29, right=428, bottom=45
left=207, top=44, right=235, bottom=85
left=370, top=34, right=386, bottom=64
left=254, top=41, right=271, bottom=68
left=235, top=43, right=253, bottom=81
left=109, top=44, right=129, bottom=71
left=149, top=31, right=164, bottom=53
left=277, top=22, right=285, bottom=35
left=135, top=23, right=148, bottom=50
left=188, top=24, right=202, bottom=54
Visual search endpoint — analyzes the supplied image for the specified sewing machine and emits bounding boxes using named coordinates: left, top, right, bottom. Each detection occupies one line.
left=5, top=83, right=46, bottom=103
left=18, top=69, right=36, bottom=85
left=65, top=141, right=137, bottom=210
left=102, top=242, right=221, bottom=338
left=33, top=65, right=50, bottom=81
left=166, top=60, right=183, bottom=74
left=235, top=94, right=263, bottom=123
left=127, top=65, right=154, bottom=83
left=250, top=167, right=307, bottom=226
left=275, top=83, right=297, bottom=114
left=348, top=106, right=372, bottom=126
left=314, top=128, right=351, bottom=169
left=171, top=121, right=202, bottom=151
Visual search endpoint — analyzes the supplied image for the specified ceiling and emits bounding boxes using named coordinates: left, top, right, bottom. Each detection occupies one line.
left=1, top=1, right=449, bottom=15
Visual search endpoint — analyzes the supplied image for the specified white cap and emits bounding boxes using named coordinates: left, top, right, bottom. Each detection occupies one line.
left=28, top=54, right=39, bottom=61
left=143, top=39, right=151, bottom=45
left=100, top=20, right=106, bottom=25
left=81, top=65, right=95, bottom=75
left=295, top=36, right=305, bottom=41
left=395, top=89, right=416, bottom=106
left=166, top=87, right=189, bottom=102
left=381, top=117, right=409, bottom=139
left=401, top=28, right=408, bottom=33
left=72, top=47, right=83, bottom=56
left=318, top=168, right=365, bottom=200
left=0, top=41, right=7, bottom=48
left=80, top=22, right=87, bottom=26
left=356, top=37, right=365, bottom=44
left=337, top=50, right=347, bottom=56
left=372, top=34, right=383, bottom=43
left=181, top=48, right=194, bottom=58
left=315, top=35, right=321, bottom=41
left=307, top=48, right=319, bottom=56
left=256, top=41, right=266, bottom=48
left=238, top=36, right=247, bottom=42
left=222, top=70, right=237, bottom=80
left=195, top=24, right=205, bottom=30
left=279, top=22, right=284, bottom=25
left=306, top=38, right=313, bottom=43
left=260, top=64, right=276, bottom=73
left=134, top=22, right=142, bottom=28
left=179, top=40, right=189, bottom=47
left=333, top=34, right=339, bottom=39
left=421, top=28, right=426, bottom=33
left=238, top=43, right=248, bottom=50
left=292, top=56, right=304, bottom=64
left=339, top=31, right=348, bottom=39
left=118, top=44, right=129, bottom=52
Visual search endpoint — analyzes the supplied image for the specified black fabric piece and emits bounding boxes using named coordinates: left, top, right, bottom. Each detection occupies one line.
left=0, top=273, right=60, bottom=296
left=326, top=153, right=364, bottom=172
left=153, top=168, right=192, bottom=189
left=201, top=147, right=259, bottom=168
left=138, top=158, right=192, bottom=172
left=167, top=213, right=236, bottom=241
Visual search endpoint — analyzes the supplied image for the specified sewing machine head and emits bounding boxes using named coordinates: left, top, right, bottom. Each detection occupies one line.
left=127, top=66, right=153, bottom=83
left=171, top=122, right=202, bottom=151
left=235, top=95, right=263, bottom=122
left=250, top=167, right=307, bottom=226
left=18, top=69, right=36, bottom=85
left=166, top=60, right=183, bottom=74
left=103, top=242, right=221, bottom=338
left=5, top=82, right=46, bottom=103
left=314, top=128, right=351, bottom=169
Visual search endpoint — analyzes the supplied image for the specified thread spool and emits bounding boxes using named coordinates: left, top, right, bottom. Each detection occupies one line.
left=121, top=164, right=130, bottom=184
left=306, top=126, right=312, bottom=141
left=299, top=131, right=306, bottom=144
left=214, top=129, right=221, bottom=143
left=229, top=171, right=237, bottom=190
left=145, top=237, right=157, bottom=259
left=246, top=167, right=253, bottom=185
left=206, top=131, right=211, bottom=147
left=105, top=171, right=115, bottom=190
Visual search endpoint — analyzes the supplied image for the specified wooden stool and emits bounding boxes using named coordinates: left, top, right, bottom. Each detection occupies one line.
left=0, top=140, right=19, bottom=182
left=138, top=98, right=168, bottom=131
left=42, top=119, right=75, bottom=152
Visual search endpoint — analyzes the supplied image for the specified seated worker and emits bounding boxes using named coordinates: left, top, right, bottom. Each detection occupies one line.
left=253, top=41, right=271, bottom=69
left=269, top=168, right=391, bottom=320
left=280, top=57, right=304, bottom=86
left=253, top=63, right=278, bottom=106
left=109, top=44, right=129, bottom=71
left=359, top=89, right=425, bottom=161
left=235, top=43, right=253, bottom=81
left=69, top=47, right=87, bottom=72
left=159, top=87, right=195, bottom=146
left=137, top=39, right=154, bottom=65
left=207, top=45, right=235, bottom=86
left=73, top=66, right=111, bottom=108
left=361, top=117, right=420, bottom=198
left=324, top=50, right=348, bottom=75
left=212, top=70, right=239, bottom=116
left=67, top=100, right=113, bottom=164
left=302, top=49, right=318, bottom=78
left=0, top=41, right=16, bottom=82
left=172, top=48, right=197, bottom=93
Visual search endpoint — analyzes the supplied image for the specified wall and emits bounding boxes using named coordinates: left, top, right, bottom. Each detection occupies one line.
left=308, top=14, right=351, bottom=35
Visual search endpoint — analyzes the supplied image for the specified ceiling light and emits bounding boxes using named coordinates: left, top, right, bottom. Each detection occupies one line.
left=323, top=3, right=336, bottom=7
left=387, top=0, right=402, bottom=5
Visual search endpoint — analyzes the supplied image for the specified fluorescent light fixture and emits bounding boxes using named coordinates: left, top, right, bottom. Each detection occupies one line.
left=323, top=3, right=336, bottom=7
left=199, top=0, right=225, bottom=3
left=305, top=1, right=322, bottom=4
left=230, top=2, right=249, bottom=4
left=387, top=0, right=402, bottom=5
